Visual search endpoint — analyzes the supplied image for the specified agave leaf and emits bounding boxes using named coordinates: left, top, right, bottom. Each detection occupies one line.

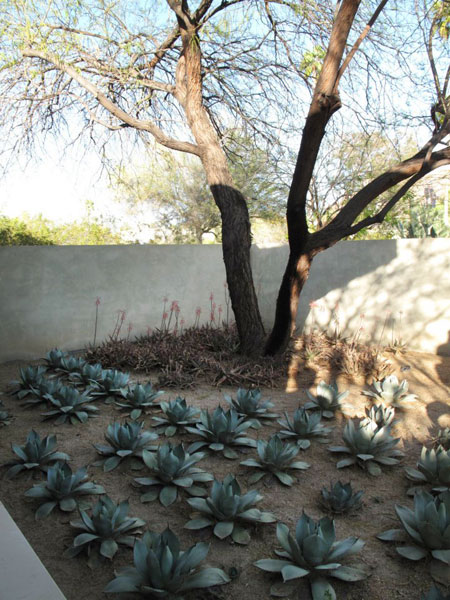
left=159, top=485, right=178, bottom=507
left=231, top=525, right=251, bottom=545
left=310, top=577, right=337, bottom=600
left=214, top=521, right=234, bottom=539
left=100, top=539, right=119, bottom=559
left=431, top=549, right=450, bottom=564
left=185, top=518, right=214, bottom=530
left=377, top=529, right=406, bottom=542
left=336, top=458, right=356, bottom=469
left=104, top=456, right=122, bottom=472
left=329, top=564, right=369, bottom=581
left=274, top=471, right=294, bottom=486
left=104, top=575, right=141, bottom=593
left=255, top=559, right=293, bottom=572
left=396, top=545, right=429, bottom=560
left=181, top=567, right=230, bottom=591
left=281, top=564, right=309, bottom=581
left=35, top=501, right=57, bottom=520
left=74, top=533, right=99, bottom=547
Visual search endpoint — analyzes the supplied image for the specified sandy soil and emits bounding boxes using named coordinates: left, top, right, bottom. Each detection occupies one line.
left=0, top=350, right=449, bottom=600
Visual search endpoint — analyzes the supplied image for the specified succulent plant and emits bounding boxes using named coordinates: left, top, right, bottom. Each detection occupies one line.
left=277, top=408, right=332, bottom=449
left=320, top=481, right=364, bottom=515
left=224, top=388, right=278, bottom=428
left=3, top=430, right=70, bottom=479
left=255, top=513, right=368, bottom=599
left=24, top=462, right=105, bottom=519
left=152, top=397, right=200, bottom=436
left=304, top=380, right=350, bottom=418
left=21, top=377, right=63, bottom=408
left=93, top=421, right=158, bottom=472
left=361, top=404, right=396, bottom=429
left=90, top=369, right=130, bottom=403
left=421, top=585, right=450, bottom=600
left=69, top=362, right=104, bottom=387
left=0, top=399, right=12, bottom=426
left=378, top=490, right=450, bottom=584
left=185, top=474, right=276, bottom=544
left=134, top=443, right=213, bottom=506
left=57, top=355, right=88, bottom=375
left=405, top=445, right=450, bottom=495
left=115, top=383, right=164, bottom=420
left=10, top=366, right=48, bottom=399
left=43, top=348, right=69, bottom=370
left=186, top=407, right=256, bottom=459
left=362, top=374, right=417, bottom=407
left=432, top=428, right=450, bottom=451
left=329, top=418, right=404, bottom=476
left=104, top=527, right=230, bottom=597
left=65, top=496, right=146, bottom=561
left=41, top=385, right=99, bottom=424
left=240, top=434, right=310, bottom=486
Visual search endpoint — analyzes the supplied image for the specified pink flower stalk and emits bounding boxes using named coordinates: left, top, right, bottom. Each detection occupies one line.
left=163, top=311, right=168, bottom=320
left=127, top=322, right=133, bottom=333
left=195, top=307, right=201, bottom=316
left=209, top=292, right=214, bottom=301
left=120, top=310, right=126, bottom=322
left=95, top=297, right=101, bottom=306
left=163, top=296, right=168, bottom=303
left=309, top=300, right=319, bottom=308
left=175, top=305, right=181, bottom=314
left=218, top=305, right=223, bottom=314
left=171, top=300, right=179, bottom=311
left=180, top=318, right=185, bottom=327
left=210, top=312, right=215, bottom=322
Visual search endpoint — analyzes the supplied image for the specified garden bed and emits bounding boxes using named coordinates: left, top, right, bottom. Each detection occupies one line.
left=0, top=349, right=449, bottom=600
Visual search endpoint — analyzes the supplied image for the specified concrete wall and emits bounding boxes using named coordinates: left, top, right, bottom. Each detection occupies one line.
left=0, top=239, right=449, bottom=362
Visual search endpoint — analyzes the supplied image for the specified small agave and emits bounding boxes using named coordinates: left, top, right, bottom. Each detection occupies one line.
left=115, top=383, right=164, bottom=420
left=24, top=462, right=105, bottom=519
left=57, top=355, right=88, bottom=376
left=185, top=474, right=276, bottom=544
left=405, top=445, right=450, bottom=495
left=94, top=421, right=159, bottom=472
left=329, top=418, right=404, bottom=476
left=3, top=430, right=70, bottom=479
left=43, top=348, right=69, bottom=370
left=240, top=434, right=310, bottom=486
left=278, top=407, right=332, bottom=449
left=21, top=377, right=63, bottom=408
left=186, top=407, right=256, bottom=459
left=304, top=380, right=349, bottom=418
left=361, top=404, right=396, bottom=429
left=0, top=399, right=12, bottom=426
left=134, top=443, right=213, bottom=506
left=104, top=527, right=230, bottom=597
left=152, top=396, right=200, bottom=436
left=65, top=495, right=146, bottom=561
left=90, top=369, right=130, bottom=403
left=69, top=362, right=104, bottom=387
left=362, top=374, right=417, bottom=407
left=432, top=427, right=450, bottom=451
left=10, top=366, right=48, bottom=399
left=320, top=480, right=364, bottom=515
left=422, top=585, right=450, bottom=600
left=255, top=513, right=368, bottom=599
left=378, top=490, right=450, bottom=584
left=224, top=388, right=278, bottom=428
left=41, top=385, right=99, bottom=424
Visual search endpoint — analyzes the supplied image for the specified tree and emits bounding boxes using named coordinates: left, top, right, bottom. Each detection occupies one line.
left=0, top=1, right=449, bottom=355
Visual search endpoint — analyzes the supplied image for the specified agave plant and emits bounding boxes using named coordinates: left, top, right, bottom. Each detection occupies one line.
left=41, top=385, right=99, bottom=424
left=304, top=380, right=349, bottom=419
left=224, top=388, right=278, bottom=428
left=152, top=397, right=200, bottom=436
left=104, top=527, right=230, bottom=597
left=115, top=383, right=164, bottom=420
left=0, top=399, right=12, bottom=426
left=10, top=365, right=48, bottom=399
left=90, top=369, right=130, bottom=403
left=65, top=496, right=146, bottom=561
left=378, top=490, right=450, bottom=584
left=3, top=430, right=70, bottom=479
left=43, top=348, right=69, bottom=370
left=432, top=428, right=450, bottom=451
left=134, top=443, right=213, bottom=506
left=422, top=585, right=450, bottom=600
left=362, top=374, right=417, bottom=407
left=361, top=404, right=396, bottom=429
left=185, top=474, right=276, bottom=544
left=186, top=407, right=256, bottom=459
left=69, top=362, right=104, bottom=387
left=24, top=462, right=105, bottom=519
left=329, top=418, right=404, bottom=476
left=57, top=355, right=88, bottom=376
left=255, top=513, right=368, bottom=599
left=240, top=434, right=310, bottom=486
left=278, top=408, right=332, bottom=449
left=320, top=481, right=364, bottom=515
left=405, top=445, right=450, bottom=495
left=21, top=377, right=63, bottom=408
left=94, top=421, right=158, bottom=472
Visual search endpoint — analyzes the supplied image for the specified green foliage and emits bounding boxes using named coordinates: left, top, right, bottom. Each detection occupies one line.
left=299, top=44, right=326, bottom=81
left=42, top=385, right=99, bottom=424
left=43, top=348, right=69, bottom=370
left=433, top=1, right=450, bottom=40
left=90, top=369, right=130, bottom=403
left=186, top=407, right=256, bottom=459
left=20, top=376, right=62, bottom=408
left=24, top=462, right=105, bottom=519
left=185, top=474, right=276, bottom=544
left=152, top=397, right=200, bottom=436
left=362, top=375, right=418, bottom=407
left=115, top=383, right=164, bottom=420
left=304, top=380, right=349, bottom=418
left=65, top=496, right=145, bottom=561
left=329, top=419, right=404, bottom=476
left=93, top=421, right=158, bottom=472
left=255, top=513, right=368, bottom=599
left=240, top=434, right=310, bottom=486
left=362, top=404, right=396, bottom=429
left=57, top=356, right=87, bottom=376
left=104, top=527, right=230, bottom=597
left=378, top=490, right=450, bottom=583
left=278, top=408, right=332, bottom=449
left=405, top=446, right=450, bottom=495
left=69, top=363, right=104, bottom=387
left=10, top=366, right=48, bottom=399
left=3, top=430, right=70, bottom=479
left=134, top=443, right=213, bottom=506
left=224, top=388, right=278, bottom=429
left=320, top=481, right=364, bottom=515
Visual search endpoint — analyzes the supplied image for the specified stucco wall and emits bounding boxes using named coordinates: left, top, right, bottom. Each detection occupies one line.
left=0, top=239, right=449, bottom=362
